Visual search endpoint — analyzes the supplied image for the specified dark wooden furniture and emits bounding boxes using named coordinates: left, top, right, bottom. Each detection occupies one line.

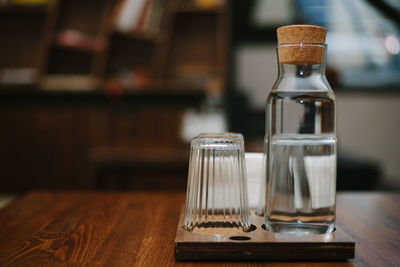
left=0, top=90, right=201, bottom=192
left=0, top=0, right=229, bottom=192
left=0, top=191, right=399, bottom=266
left=0, top=0, right=229, bottom=91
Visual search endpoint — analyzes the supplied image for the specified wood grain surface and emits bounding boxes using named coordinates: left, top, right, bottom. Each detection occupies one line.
left=0, top=191, right=399, bottom=266
left=175, top=209, right=355, bottom=260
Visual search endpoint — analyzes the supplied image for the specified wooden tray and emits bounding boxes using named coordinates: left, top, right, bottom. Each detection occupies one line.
left=175, top=207, right=355, bottom=261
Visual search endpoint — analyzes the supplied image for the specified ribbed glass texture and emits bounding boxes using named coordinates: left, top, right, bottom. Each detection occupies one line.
left=183, top=133, right=250, bottom=232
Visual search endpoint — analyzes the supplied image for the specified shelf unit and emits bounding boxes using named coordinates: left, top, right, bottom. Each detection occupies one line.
left=0, top=0, right=229, bottom=192
left=0, top=0, right=229, bottom=94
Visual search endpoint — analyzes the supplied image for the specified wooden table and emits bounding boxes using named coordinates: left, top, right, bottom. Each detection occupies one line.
left=0, top=191, right=399, bottom=266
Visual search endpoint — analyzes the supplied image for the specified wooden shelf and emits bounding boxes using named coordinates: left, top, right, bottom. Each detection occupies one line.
left=0, top=83, right=37, bottom=90
left=0, top=86, right=206, bottom=107
left=53, top=30, right=104, bottom=53
left=0, top=84, right=206, bottom=97
left=171, top=3, right=224, bottom=14
left=117, top=79, right=205, bottom=90
left=112, top=31, right=157, bottom=43
left=52, top=43, right=100, bottom=53
left=122, top=88, right=205, bottom=96
left=0, top=4, right=48, bottom=14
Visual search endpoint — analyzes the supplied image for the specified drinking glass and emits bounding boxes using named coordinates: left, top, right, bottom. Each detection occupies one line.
left=183, top=133, right=251, bottom=232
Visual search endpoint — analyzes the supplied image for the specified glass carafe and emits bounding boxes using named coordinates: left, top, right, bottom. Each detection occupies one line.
left=264, top=25, right=337, bottom=235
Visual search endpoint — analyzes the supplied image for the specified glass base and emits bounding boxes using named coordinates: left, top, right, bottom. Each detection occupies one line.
left=183, top=221, right=250, bottom=232
left=265, top=222, right=335, bottom=236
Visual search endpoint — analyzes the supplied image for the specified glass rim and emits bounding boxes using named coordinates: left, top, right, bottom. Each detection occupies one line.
left=194, top=132, right=243, bottom=140
left=277, top=43, right=327, bottom=48
left=191, top=132, right=244, bottom=147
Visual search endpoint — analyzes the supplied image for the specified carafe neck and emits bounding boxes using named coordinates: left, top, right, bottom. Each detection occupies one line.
left=273, top=44, right=330, bottom=91
left=278, top=63, right=325, bottom=78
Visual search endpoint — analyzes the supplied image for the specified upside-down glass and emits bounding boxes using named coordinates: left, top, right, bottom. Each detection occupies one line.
left=183, top=133, right=251, bottom=232
left=264, top=43, right=337, bottom=235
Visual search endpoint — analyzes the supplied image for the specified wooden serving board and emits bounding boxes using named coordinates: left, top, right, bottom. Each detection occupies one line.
left=175, top=208, right=355, bottom=261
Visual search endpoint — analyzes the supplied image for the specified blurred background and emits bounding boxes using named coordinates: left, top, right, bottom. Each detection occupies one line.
left=0, top=0, right=399, bottom=196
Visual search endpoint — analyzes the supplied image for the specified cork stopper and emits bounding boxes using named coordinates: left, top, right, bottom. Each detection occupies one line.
left=277, top=25, right=327, bottom=65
